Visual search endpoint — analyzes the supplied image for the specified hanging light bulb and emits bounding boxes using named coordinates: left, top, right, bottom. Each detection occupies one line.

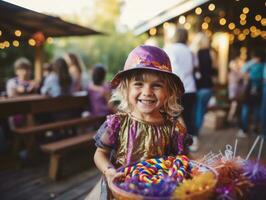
left=242, top=7, right=249, bottom=14
left=28, top=39, right=36, bottom=46
left=228, top=23, right=235, bottom=30
left=12, top=40, right=19, bottom=47
left=219, top=18, right=227, bottom=25
left=208, top=3, right=215, bottom=11
left=255, top=15, right=262, bottom=21
left=149, top=28, right=157, bottom=36
left=14, top=30, right=21, bottom=37
left=195, top=7, right=202, bottom=15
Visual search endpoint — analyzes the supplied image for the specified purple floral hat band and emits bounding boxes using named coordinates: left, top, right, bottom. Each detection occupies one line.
left=111, top=45, right=184, bottom=94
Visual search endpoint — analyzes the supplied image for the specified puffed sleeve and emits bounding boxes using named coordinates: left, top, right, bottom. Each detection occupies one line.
left=94, top=114, right=121, bottom=150
left=171, top=121, right=192, bottom=155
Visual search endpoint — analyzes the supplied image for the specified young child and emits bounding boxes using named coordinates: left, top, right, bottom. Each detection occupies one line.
left=92, top=45, right=191, bottom=199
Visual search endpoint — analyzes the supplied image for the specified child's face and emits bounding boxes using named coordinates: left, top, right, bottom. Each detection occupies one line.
left=128, top=73, right=168, bottom=120
left=16, top=68, right=30, bottom=80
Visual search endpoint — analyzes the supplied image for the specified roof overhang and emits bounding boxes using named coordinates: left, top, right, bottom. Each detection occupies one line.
left=134, top=0, right=210, bottom=35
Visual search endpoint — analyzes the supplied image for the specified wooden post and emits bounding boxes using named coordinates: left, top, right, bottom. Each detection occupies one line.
left=49, top=153, right=61, bottom=180
left=34, top=45, right=43, bottom=82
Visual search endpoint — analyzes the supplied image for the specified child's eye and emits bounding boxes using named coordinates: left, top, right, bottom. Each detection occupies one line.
left=152, top=83, right=163, bottom=88
left=133, top=82, right=143, bottom=86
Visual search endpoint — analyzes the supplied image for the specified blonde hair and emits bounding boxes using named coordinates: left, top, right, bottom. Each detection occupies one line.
left=110, top=70, right=183, bottom=117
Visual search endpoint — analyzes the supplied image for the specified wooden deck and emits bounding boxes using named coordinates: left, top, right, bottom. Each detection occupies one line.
left=1, top=125, right=266, bottom=200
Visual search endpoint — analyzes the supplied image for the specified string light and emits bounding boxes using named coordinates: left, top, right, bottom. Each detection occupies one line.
left=243, top=29, right=250, bottom=35
left=14, top=30, right=21, bottom=37
left=219, top=18, right=227, bottom=25
left=228, top=23, right=235, bottom=30
left=149, top=28, right=157, bottom=36
left=261, top=18, right=266, bottom=26
left=240, top=20, right=247, bottom=25
left=238, top=33, right=246, bottom=41
left=178, top=15, right=186, bottom=24
left=250, top=26, right=256, bottom=32
left=255, top=15, right=262, bottom=21
left=0, top=43, right=4, bottom=49
left=201, top=22, right=209, bottom=30
left=46, top=37, right=54, bottom=44
left=12, top=40, right=19, bottom=47
left=163, top=22, right=170, bottom=29
left=4, top=41, right=10, bottom=48
left=208, top=3, right=215, bottom=11
left=240, top=14, right=246, bottom=20
left=242, top=7, right=249, bottom=14
left=28, top=38, right=36, bottom=46
left=195, top=7, right=202, bottom=15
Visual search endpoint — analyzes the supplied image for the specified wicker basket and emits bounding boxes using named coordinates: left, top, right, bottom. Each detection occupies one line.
left=109, top=161, right=218, bottom=200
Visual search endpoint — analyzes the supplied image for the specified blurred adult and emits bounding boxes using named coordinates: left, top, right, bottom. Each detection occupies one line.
left=87, top=64, right=114, bottom=116
left=164, top=28, right=197, bottom=151
left=41, top=57, right=72, bottom=97
left=190, top=32, right=217, bottom=144
left=64, top=53, right=88, bottom=92
left=227, top=56, right=244, bottom=124
left=237, top=48, right=264, bottom=137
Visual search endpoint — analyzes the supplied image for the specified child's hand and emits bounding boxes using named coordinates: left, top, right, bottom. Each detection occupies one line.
left=104, top=168, right=124, bottom=187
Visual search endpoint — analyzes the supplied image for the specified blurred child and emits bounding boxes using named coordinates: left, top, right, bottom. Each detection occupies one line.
left=6, top=57, right=35, bottom=97
left=87, top=64, right=114, bottom=116
left=90, top=45, right=192, bottom=199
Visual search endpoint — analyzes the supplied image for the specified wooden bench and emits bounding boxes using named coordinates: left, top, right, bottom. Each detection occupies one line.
left=41, top=132, right=96, bottom=180
left=11, top=94, right=106, bottom=179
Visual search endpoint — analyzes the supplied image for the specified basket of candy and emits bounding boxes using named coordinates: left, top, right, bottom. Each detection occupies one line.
left=109, top=155, right=218, bottom=200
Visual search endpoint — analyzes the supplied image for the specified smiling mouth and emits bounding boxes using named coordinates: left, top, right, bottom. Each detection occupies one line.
left=138, top=99, right=156, bottom=105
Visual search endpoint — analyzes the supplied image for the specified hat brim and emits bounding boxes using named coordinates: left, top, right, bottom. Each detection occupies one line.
left=111, top=66, right=185, bottom=94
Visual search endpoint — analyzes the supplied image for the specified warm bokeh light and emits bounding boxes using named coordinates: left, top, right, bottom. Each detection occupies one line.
left=240, top=14, right=246, bottom=20
left=28, top=38, right=36, bottom=46
left=149, top=27, right=157, bottom=36
left=219, top=18, right=226, bottom=25
left=228, top=23, right=235, bottom=30
left=208, top=3, right=215, bottom=11
left=255, top=15, right=262, bottom=21
left=233, top=28, right=241, bottom=35
left=4, top=41, right=10, bottom=48
left=195, top=7, right=202, bottom=15
left=178, top=15, right=186, bottom=24
left=12, top=40, right=19, bottom=47
left=46, top=37, right=54, bottom=44
left=261, top=18, right=266, bottom=26
left=240, top=20, right=246, bottom=25
left=201, top=22, right=209, bottom=30
left=238, top=33, right=246, bottom=41
left=243, top=29, right=250, bottom=35
left=163, top=22, right=169, bottom=29
left=242, top=7, right=249, bottom=14
left=14, top=30, right=21, bottom=37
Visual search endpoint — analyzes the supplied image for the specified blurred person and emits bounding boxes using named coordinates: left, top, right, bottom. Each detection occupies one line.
left=37, top=62, right=53, bottom=94
left=41, top=57, right=72, bottom=97
left=6, top=57, right=36, bottom=128
left=164, top=28, right=197, bottom=151
left=64, top=53, right=89, bottom=92
left=189, top=32, right=217, bottom=151
left=227, top=56, right=245, bottom=124
left=237, top=48, right=264, bottom=137
left=87, top=64, right=114, bottom=116
left=6, top=57, right=36, bottom=97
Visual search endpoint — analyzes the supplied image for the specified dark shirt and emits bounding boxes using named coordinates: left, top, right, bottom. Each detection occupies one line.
left=196, top=48, right=214, bottom=89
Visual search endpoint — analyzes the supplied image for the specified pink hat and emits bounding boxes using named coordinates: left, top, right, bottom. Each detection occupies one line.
left=111, top=45, right=184, bottom=94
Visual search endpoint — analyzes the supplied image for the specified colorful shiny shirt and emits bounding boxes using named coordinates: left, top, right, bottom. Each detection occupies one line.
left=94, top=113, right=187, bottom=167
